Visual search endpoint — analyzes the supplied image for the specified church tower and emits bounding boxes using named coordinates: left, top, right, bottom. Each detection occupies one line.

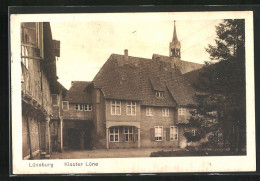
left=169, top=21, right=181, bottom=60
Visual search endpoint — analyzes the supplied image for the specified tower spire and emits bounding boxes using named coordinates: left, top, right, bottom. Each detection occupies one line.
left=172, top=20, right=179, bottom=43
left=169, top=20, right=181, bottom=59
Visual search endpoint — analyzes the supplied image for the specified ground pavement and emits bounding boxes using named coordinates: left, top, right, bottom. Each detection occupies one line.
left=50, top=148, right=182, bottom=159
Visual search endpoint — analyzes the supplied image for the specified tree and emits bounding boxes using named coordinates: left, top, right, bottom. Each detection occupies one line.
left=186, top=19, right=246, bottom=153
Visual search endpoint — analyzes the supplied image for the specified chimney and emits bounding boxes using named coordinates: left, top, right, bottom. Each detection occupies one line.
left=124, top=49, right=128, bottom=61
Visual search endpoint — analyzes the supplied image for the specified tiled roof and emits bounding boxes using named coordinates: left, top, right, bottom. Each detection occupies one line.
left=64, top=81, right=92, bottom=103
left=93, top=53, right=197, bottom=107
left=152, top=54, right=203, bottom=74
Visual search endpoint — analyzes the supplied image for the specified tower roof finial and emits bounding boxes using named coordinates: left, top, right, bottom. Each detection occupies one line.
left=172, top=20, right=179, bottom=43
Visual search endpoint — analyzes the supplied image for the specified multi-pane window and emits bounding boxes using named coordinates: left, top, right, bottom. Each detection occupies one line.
left=111, top=100, right=121, bottom=115
left=192, top=130, right=198, bottom=136
left=84, top=104, right=93, bottom=111
left=146, top=107, right=153, bottom=116
left=124, top=127, right=134, bottom=142
left=162, top=108, right=169, bottom=117
left=75, top=104, right=83, bottom=111
left=109, top=127, right=119, bottom=142
left=178, top=107, right=186, bottom=115
left=62, top=101, right=69, bottom=111
left=21, top=45, right=29, bottom=69
left=170, top=126, right=178, bottom=141
left=75, top=104, right=92, bottom=111
left=51, top=94, right=58, bottom=106
left=155, top=126, right=163, bottom=141
left=155, top=91, right=164, bottom=98
left=126, top=101, right=136, bottom=115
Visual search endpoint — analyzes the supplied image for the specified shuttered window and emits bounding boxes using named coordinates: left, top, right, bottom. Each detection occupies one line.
left=154, top=126, right=163, bottom=141
left=170, top=126, right=178, bottom=141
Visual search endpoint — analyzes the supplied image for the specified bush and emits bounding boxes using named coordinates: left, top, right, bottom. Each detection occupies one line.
left=183, top=132, right=202, bottom=142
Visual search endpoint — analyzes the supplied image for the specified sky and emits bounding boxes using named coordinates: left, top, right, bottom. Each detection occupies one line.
left=50, top=14, right=222, bottom=89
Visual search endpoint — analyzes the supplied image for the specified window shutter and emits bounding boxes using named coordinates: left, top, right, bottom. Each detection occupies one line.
left=150, top=128, right=155, bottom=141
left=166, top=128, right=170, bottom=141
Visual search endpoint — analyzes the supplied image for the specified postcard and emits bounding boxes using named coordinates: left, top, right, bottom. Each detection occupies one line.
left=10, top=10, right=255, bottom=174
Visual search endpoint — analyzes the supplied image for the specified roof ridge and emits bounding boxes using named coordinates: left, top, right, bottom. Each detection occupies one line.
left=152, top=53, right=203, bottom=65
left=71, top=81, right=92, bottom=83
left=112, top=53, right=152, bottom=61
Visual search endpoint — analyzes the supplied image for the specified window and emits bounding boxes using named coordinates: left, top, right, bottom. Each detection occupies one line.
left=155, top=91, right=164, bottom=98
left=111, top=100, right=121, bottom=115
left=109, top=127, right=119, bottom=142
left=155, top=126, right=163, bottom=141
left=21, top=23, right=44, bottom=59
left=21, top=45, right=29, bottom=69
left=178, top=107, right=186, bottom=115
left=124, top=127, right=134, bottom=142
left=51, top=94, right=58, bottom=106
left=84, top=104, right=93, bottom=111
left=146, top=107, right=153, bottom=116
left=192, top=130, right=198, bottom=136
left=75, top=104, right=83, bottom=111
left=170, top=126, right=178, bottom=141
left=62, top=101, right=69, bottom=111
left=126, top=101, right=136, bottom=115
left=162, top=108, right=169, bottom=117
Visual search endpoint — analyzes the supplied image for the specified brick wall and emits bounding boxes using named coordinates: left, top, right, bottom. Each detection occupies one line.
left=140, top=106, right=178, bottom=148
left=105, top=99, right=141, bottom=122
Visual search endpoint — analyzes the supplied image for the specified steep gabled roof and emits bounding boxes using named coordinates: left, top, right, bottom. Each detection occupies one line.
left=152, top=54, right=203, bottom=74
left=69, top=81, right=90, bottom=92
left=93, top=53, right=197, bottom=107
left=64, top=81, right=92, bottom=103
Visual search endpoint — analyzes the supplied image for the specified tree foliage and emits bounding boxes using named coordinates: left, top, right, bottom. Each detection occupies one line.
left=206, top=19, right=245, bottom=62
left=186, top=19, right=246, bottom=153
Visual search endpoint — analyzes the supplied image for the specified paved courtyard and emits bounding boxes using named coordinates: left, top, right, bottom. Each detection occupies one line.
left=50, top=148, right=182, bottom=159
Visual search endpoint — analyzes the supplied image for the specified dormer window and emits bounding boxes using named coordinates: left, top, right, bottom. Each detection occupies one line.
left=155, top=91, right=164, bottom=98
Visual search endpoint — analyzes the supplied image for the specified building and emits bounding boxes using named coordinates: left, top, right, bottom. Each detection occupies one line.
left=21, top=22, right=62, bottom=159
left=62, top=81, right=93, bottom=150
left=60, top=21, right=203, bottom=150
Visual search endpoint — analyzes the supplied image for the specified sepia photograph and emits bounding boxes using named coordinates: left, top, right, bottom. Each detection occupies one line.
left=10, top=11, right=255, bottom=174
